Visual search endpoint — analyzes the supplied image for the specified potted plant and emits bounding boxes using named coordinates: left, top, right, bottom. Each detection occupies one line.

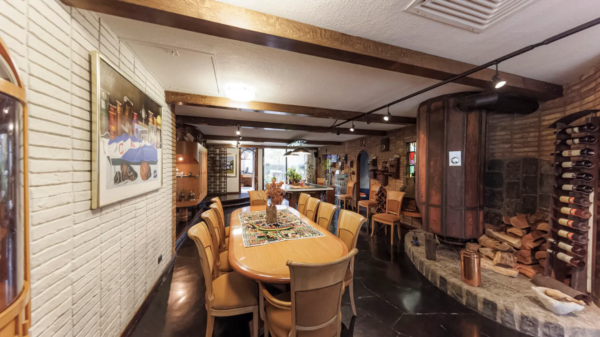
left=285, top=168, right=302, bottom=185
left=265, top=181, right=284, bottom=224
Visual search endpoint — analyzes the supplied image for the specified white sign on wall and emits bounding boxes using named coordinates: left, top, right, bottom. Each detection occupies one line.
left=449, top=151, right=461, bottom=166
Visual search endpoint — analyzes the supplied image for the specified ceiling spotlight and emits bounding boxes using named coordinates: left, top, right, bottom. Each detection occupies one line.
left=350, top=122, right=355, bottom=132
left=384, top=106, right=391, bottom=122
left=225, top=83, right=256, bottom=102
left=336, top=129, right=340, bottom=136
left=492, top=63, right=506, bottom=89
left=236, top=125, right=241, bottom=135
left=366, top=116, right=371, bottom=125
left=238, top=136, right=242, bottom=140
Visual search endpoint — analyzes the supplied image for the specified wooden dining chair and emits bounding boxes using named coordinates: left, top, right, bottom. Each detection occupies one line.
left=371, top=190, right=405, bottom=245
left=304, top=197, right=320, bottom=222
left=314, top=202, right=338, bottom=233
left=201, top=209, right=232, bottom=275
left=188, top=222, right=259, bottom=337
left=211, top=197, right=229, bottom=238
left=297, top=193, right=310, bottom=215
left=357, top=184, right=381, bottom=221
left=337, top=181, right=355, bottom=210
left=259, top=248, right=358, bottom=337
left=210, top=204, right=228, bottom=250
left=337, top=210, right=367, bottom=316
left=249, top=190, right=268, bottom=206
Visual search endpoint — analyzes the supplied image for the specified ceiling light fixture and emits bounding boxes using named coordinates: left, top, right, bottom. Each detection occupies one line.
left=350, top=122, right=355, bottom=132
left=292, top=147, right=311, bottom=156
left=236, top=125, right=241, bottom=135
left=283, top=150, right=297, bottom=157
left=336, top=129, right=340, bottom=136
left=225, top=83, right=256, bottom=102
left=492, top=63, right=506, bottom=89
left=384, top=106, right=391, bottom=122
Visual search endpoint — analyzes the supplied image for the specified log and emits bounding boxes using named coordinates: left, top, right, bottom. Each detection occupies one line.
left=486, top=229, right=522, bottom=249
left=533, top=222, right=549, bottom=232
left=507, top=227, right=526, bottom=237
left=466, top=242, right=480, bottom=252
left=493, top=251, right=516, bottom=268
left=510, top=214, right=531, bottom=229
left=522, top=232, right=545, bottom=249
left=479, top=247, right=497, bottom=260
left=478, top=235, right=514, bottom=252
left=484, top=223, right=505, bottom=232
left=515, top=249, right=536, bottom=265
left=535, top=251, right=548, bottom=260
left=539, top=242, right=549, bottom=251
left=502, top=216, right=512, bottom=225
left=481, top=258, right=519, bottom=278
left=527, top=210, right=549, bottom=225
left=516, top=263, right=544, bottom=279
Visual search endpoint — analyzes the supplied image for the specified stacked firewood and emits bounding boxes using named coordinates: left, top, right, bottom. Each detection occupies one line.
left=471, top=210, right=549, bottom=279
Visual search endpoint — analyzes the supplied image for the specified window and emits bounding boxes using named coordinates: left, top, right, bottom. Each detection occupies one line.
left=263, top=148, right=312, bottom=188
left=240, top=150, right=254, bottom=174
left=407, top=142, right=416, bottom=178
left=287, top=154, right=308, bottom=180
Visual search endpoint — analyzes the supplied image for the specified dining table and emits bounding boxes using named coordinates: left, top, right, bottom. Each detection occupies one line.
left=228, top=205, right=348, bottom=283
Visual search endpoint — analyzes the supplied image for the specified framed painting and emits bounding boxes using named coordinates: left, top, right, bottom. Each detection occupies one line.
left=91, top=51, right=162, bottom=209
left=227, top=152, right=237, bottom=177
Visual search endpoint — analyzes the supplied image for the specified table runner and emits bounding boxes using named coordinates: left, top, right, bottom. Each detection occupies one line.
left=239, top=209, right=324, bottom=247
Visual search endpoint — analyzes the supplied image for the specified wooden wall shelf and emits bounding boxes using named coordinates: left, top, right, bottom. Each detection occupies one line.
left=176, top=141, right=207, bottom=207
left=176, top=199, right=202, bottom=208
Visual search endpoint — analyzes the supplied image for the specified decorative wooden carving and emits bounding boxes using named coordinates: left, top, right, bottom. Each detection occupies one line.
left=416, top=93, right=486, bottom=241
left=380, top=137, right=390, bottom=152
left=387, top=157, right=400, bottom=179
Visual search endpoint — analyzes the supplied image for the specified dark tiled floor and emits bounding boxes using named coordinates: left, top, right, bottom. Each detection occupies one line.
left=131, top=214, right=529, bottom=337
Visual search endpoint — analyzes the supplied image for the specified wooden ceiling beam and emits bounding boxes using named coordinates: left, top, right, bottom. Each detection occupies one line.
left=167, top=91, right=416, bottom=125
left=61, top=0, right=562, bottom=101
left=204, top=135, right=342, bottom=146
left=177, top=115, right=387, bottom=136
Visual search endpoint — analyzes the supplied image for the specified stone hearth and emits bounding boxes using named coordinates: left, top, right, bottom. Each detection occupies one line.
left=405, top=230, right=600, bottom=337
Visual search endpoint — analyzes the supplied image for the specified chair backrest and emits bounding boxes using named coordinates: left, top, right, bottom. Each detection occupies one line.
left=369, top=184, right=381, bottom=201
left=346, top=181, right=355, bottom=196
left=317, top=178, right=325, bottom=185
left=211, top=197, right=225, bottom=227
left=297, top=193, right=310, bottom=215
left=188, top=222, right=215, bottom=305
left=315, top=202, right=337, bottom=232
left=386, top=190, right=405, bottom=216
left=249, top=190, right=268, bottom=206
left=210, top=203, right=226, bottom=242
left=304, top=197, right=320, bottom=221
left=337, top=210, right=367, bottom=252
left=200, top=209, right=225, bottom=261
left=287, top=248, right=358, bottom=337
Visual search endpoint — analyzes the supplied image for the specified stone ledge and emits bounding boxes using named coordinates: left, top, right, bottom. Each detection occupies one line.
left=405, top=229, right=600, bottom=337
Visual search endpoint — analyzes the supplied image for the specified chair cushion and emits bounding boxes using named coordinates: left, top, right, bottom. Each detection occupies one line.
left=212, top=271, right=258, bottom=310
left=357, top=200, right=377, bottom=207
left=225, top=226, right=230, bottom=237
left=218, top=250, right=233, bottom=272
left=372, top=213, right=401, bottom=224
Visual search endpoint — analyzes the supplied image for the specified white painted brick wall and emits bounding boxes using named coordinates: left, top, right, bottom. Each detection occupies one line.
left=0, top=1, right=174, bottom=336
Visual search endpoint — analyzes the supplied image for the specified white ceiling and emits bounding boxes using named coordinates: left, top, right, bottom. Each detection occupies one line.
left=100, top=0, right=600, bottom=144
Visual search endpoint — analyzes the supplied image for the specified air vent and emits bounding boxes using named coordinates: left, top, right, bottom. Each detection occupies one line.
left=405, top=0, right=538, bottom=33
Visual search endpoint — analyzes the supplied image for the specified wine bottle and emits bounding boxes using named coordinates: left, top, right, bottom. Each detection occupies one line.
left=557, top=123, right=598, bottom=135
left=547, top=248, right=585, bottom=267
left=548, top=238, right=586, bottom=256
left=555, top=136, right=597, bottom=145
left=558, top=195, right=592, bottom=207
left=559, top=206, right=591, bottom=219
left=552, top=149, right=595, bottom=157
left=558, top=172, right=593, bottom=181
left=558, top=184, right=594, bottom=193
left=553, top=217, right=590, bottom=231
left=553, top=228, right=588, bottom=244
left=554, top=160, right=593, bottom=169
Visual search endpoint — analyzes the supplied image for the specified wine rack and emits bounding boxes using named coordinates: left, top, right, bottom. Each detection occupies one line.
left=548, top=112, right=600, bottom=305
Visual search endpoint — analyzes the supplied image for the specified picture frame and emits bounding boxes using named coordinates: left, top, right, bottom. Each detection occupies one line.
left=227, top=152, right=238, bottom=177
left=90, top=51, right=163, bottom=209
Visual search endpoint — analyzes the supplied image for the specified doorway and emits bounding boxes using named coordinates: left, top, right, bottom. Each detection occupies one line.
left=239, top=148, right=257, bottom=193
left=357, top=150, right=370, bottom=201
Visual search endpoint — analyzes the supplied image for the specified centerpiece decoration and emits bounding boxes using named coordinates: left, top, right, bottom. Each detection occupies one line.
left=285, top=168, right=302, bottom=185
left=266, top=180, right=284, bottom=224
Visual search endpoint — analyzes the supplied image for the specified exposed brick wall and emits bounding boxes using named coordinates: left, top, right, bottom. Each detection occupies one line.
left=317, top=126, right=417, bottom=191
left=0, top=1, right=174, bottom=336
left=487, top=64, right=600, bottom=161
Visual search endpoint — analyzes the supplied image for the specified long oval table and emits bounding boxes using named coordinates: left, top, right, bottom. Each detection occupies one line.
left=228, top=205, right=348, bottom=283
